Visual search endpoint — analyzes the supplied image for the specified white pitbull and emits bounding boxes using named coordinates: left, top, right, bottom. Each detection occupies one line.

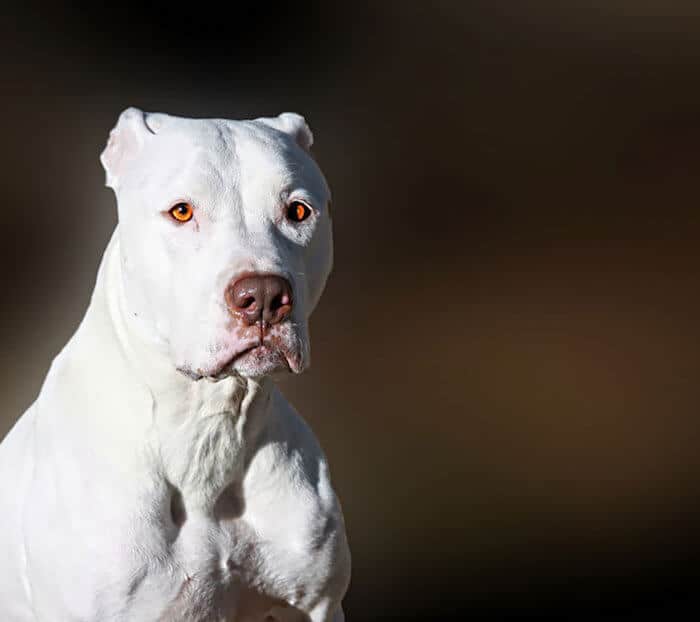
left=0, top=108, right=350, bottom=621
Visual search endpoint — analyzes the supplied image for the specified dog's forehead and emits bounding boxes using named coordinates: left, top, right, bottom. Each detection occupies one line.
left=140, top=117, right=329, bottom=214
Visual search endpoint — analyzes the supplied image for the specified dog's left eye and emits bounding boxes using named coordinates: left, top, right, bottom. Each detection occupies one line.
left=286, top=201, right=312, bottom=223
left=169, top=202, right=194, bottom=223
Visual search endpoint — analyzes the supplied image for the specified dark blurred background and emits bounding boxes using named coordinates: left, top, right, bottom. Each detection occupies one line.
left=2, top=1, right=700, bottom=619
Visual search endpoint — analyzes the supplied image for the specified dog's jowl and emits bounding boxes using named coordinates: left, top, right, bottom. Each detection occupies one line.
left=0, top=109, right=350, bottom=622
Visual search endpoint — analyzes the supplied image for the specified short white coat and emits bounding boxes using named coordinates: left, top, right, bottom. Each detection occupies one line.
left=0, top=109, right=350, bottom=621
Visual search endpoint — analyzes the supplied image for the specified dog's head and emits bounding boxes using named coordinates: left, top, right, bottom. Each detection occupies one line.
left=101, top=108, right=332, bottom=380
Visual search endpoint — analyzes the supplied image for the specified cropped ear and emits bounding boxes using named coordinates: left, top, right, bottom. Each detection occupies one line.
left=256, top=112, right=314, bottom=151
left=100, top=107, right=156, bottom=189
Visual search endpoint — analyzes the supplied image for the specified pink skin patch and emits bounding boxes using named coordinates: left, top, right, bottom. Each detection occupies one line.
left=191, top=319, right=304, bottom=380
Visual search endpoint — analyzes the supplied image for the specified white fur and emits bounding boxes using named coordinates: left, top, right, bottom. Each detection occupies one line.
left=0, top=109, right=350, bottom=621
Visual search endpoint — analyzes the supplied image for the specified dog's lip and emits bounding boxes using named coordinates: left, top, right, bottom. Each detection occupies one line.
left=210, top=340, right=294, bottom=378
left=179, top=344, right=258, bottom=381
left=204, top=343, right=258, bottom=379
left=238, top=343, right=293, bottom=372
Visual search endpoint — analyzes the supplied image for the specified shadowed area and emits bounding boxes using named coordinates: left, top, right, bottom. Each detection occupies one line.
left=1, top=1, right=700, bottom=618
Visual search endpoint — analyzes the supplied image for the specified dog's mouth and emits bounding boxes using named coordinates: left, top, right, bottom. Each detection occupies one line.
left=187, top=336, right=303, bottom=381
left=176, top=319, right=306, bottom=382
left=232, top=342, right=292, bottom=373
left=225, top=341, right=302, bottom=378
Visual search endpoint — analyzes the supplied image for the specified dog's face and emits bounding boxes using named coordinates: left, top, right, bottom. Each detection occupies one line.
left=100, top=108, right=332, bottom=379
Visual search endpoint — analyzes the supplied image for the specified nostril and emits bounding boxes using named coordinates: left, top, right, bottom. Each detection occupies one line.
left=239, top=296, right=256, bottom=310
left=269, top=293, right=290, bottom=311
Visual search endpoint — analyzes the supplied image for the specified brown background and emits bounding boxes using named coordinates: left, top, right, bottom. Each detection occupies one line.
left=2, top=1, right=700, bottom=619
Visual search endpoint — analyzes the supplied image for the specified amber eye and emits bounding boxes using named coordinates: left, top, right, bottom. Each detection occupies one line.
left=169, top=202, right=194, bottom=223
left=286, top=200, right=312, bottom=223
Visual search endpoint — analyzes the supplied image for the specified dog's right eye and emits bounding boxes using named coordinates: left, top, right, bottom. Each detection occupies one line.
left=286, top=200, right=312, bottom=223
left=169, top=202, right=194, bottom=223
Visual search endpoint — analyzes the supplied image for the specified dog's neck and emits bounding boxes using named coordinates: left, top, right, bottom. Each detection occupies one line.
left=85, top=229, right=273, bottom=508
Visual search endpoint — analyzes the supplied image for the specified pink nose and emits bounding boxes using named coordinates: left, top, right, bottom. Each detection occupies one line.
left=225, top=274, right=293, bottom=326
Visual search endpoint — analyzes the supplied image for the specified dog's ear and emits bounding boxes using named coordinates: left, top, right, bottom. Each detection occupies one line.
left=256, top=112, right=314, bottom=151
left=100, top=107, right=158, bottom=189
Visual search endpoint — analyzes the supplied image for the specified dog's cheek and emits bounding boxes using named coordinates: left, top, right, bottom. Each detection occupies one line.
left=120, top=254, right=167, bottom=337
left=167, top=295, right=217, bottom=371
left=171, top=281, right=238, bottom=375
left=301, top=217, right=333, bottom=315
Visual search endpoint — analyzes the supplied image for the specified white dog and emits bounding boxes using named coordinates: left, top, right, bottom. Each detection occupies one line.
left=0, top=108, right=350, bottom=621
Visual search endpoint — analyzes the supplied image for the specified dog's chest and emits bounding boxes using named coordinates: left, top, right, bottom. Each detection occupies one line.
left=124, top=506, right=301, bottom=622
left=118, top=393, right=314, bottom=620
left=152, top=376, right=253, bottom=503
